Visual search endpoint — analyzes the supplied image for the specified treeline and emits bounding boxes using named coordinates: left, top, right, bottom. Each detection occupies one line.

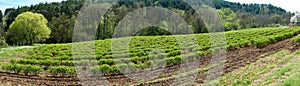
left=1, top=0, right=294, bottom=44
left=213, top=0, right=292, bottom=30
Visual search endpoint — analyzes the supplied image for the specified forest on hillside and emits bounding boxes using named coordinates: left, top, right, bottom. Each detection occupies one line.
left=0, top=0, right=294, bottom=45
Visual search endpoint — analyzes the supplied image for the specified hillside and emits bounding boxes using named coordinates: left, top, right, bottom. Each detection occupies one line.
left=2, top=0, right=293, bottom=44
left=0, top=27, right=300, bottom=85
left=213, top=0, right=287, bottom=14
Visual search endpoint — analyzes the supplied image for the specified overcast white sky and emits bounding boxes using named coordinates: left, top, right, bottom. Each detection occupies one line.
left=0, top=0, right=299, bottom=13
left=226, top=0, right=300, bottom=12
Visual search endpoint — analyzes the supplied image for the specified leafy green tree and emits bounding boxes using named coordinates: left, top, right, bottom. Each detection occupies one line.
left=0, top=10, right=5, bottom=37
left=5, top=12, right=51, bottom=45
left=0, top=10, right=3, bottom=23
left=218, top=8, right=239, bottom=31
left=237, top=12, right=252, bottom=29
left=48, top=14, right=75, bottom=43
left=270, top=14, right=281, bottom=24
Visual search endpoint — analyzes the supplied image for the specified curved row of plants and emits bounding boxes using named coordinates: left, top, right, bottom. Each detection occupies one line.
left=2, top=28, right=300, bottom=76
left=291, top=34, right=300, bottom=44
left=1, top=63, right=76, bottom=77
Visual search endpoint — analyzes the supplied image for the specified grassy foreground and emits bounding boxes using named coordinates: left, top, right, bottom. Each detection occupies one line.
left=216, top=49, right=300, bottom=85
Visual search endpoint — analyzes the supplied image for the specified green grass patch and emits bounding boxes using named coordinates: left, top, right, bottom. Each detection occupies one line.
left=217, top=49, right=300, bottom=85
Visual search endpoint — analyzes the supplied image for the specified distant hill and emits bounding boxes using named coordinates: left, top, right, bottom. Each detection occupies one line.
left=213, top=0, right=287, bottom=14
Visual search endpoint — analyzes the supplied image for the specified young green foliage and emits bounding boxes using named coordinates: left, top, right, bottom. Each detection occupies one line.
left=5, top=12, right=51, bottom=45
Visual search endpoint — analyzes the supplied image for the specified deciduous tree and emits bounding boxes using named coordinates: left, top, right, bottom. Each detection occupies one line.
left=6, top=12, right=51, bottom=45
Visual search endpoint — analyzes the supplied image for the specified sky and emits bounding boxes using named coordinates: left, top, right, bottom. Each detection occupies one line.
left=0, top=0, right=63, bottom=12
left=226, top=0, right=300, bottom=12
left=0, top=0, right=299, bottom=13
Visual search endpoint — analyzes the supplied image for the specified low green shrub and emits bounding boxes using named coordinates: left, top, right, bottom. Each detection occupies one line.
left=165, top=58, right=175, bottom=66
left=168, top=50, right=181, bottom=57
left=90, top=60, right=98, bottom=66
left=11, top=64, right=22, bottom=73
left=61, top=61, right=75, bottom=66
left=54, top=55, right=72, bottom=60
left=1, top=64, right=13, bottom=72
left=89, top=64, right=123, bottom=75
left=110, top=65, right=119, bottom=74
left=174, top=56, right=182, bottom=64
left=98, top=59, right=114, bottom=65
left=116, top=64, right=127, bottom=72
left=99, top=64, right=111, bottom=75
left=135, top=63, right=146, bottom=69
left=1, top=64, right=43, bottom=75
left=40, top=59, right=52, bottom=67
left=48, top=66, right=76, bottom=76
left=291, top=34, right=300, bottom=44
left=130, top=57, right=140, bottom=64
left=136, top=51, right=148, bottom=57
left=23, top=65, right=43, bottom=75
left=10, top=59, right=17, bottom=64
left=88, top=66, right=102, bottom=75
left=74, top=60, right=89, bottom=66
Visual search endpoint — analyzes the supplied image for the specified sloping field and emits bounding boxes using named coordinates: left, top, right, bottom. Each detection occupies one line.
left=1, top=28, right=300, bottom=85
left=217, top=49, right=300, bottom=86
left=216, top=34, right=300, bottom=86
